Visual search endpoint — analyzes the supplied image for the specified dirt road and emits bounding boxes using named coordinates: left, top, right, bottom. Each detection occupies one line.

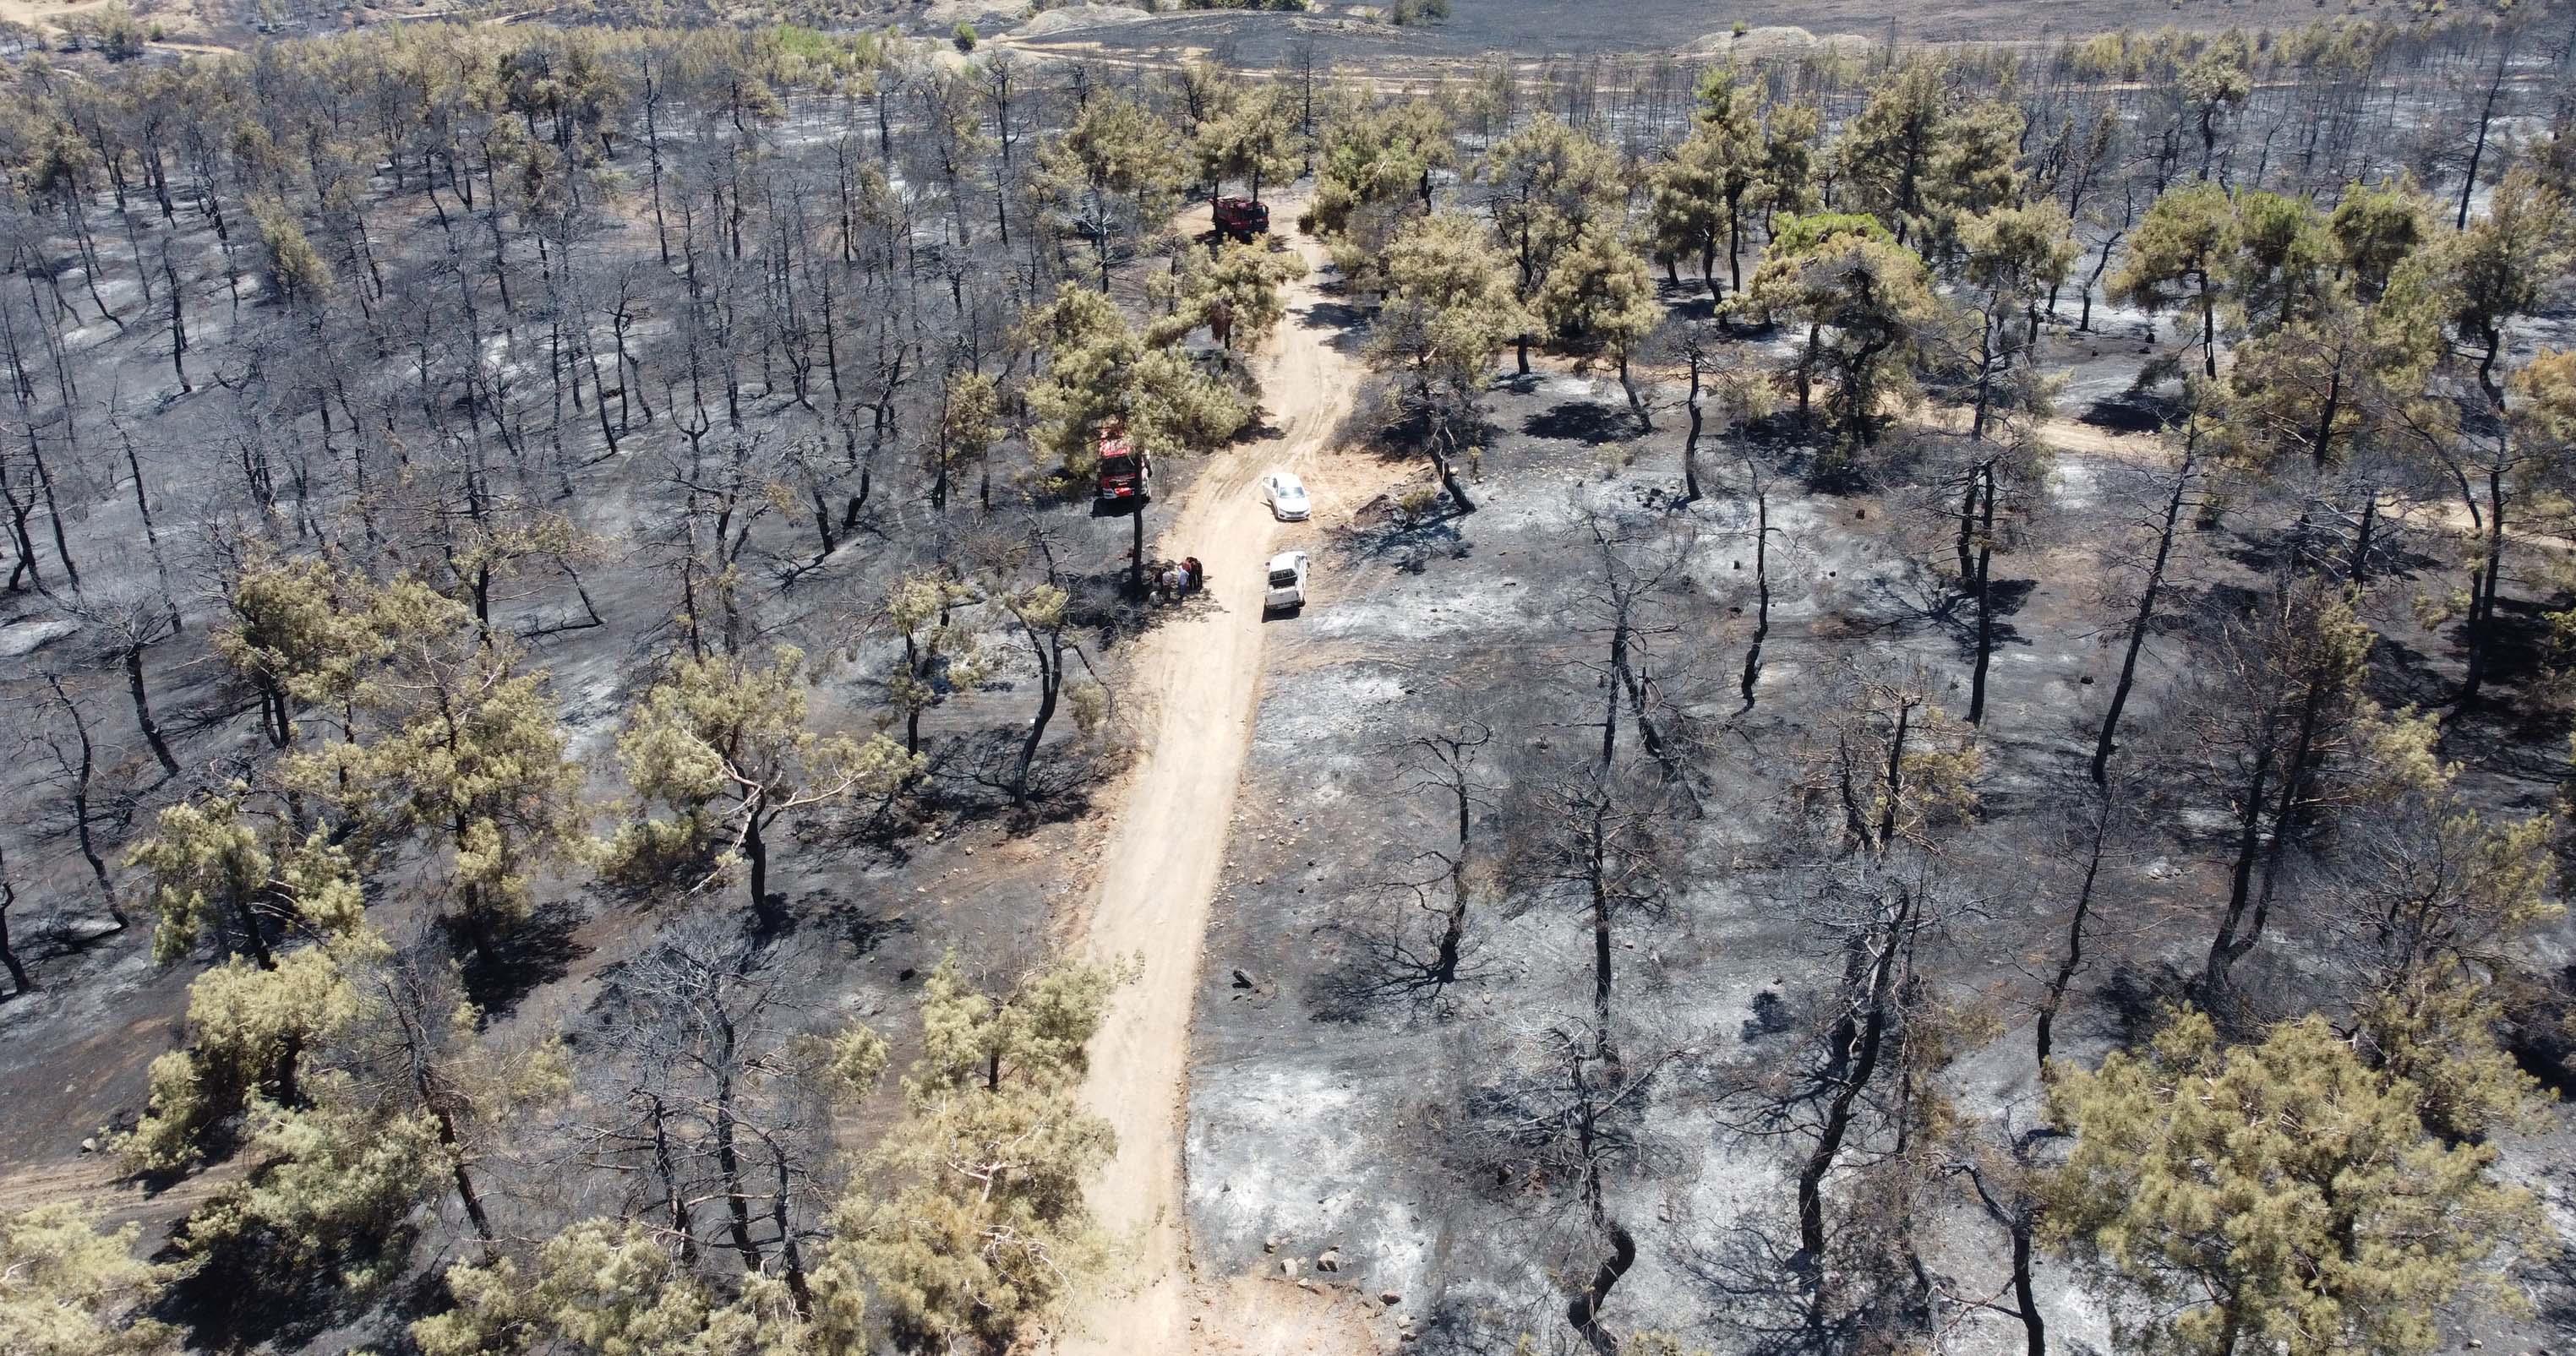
left=1053, top=226, right=1383, bottom=1356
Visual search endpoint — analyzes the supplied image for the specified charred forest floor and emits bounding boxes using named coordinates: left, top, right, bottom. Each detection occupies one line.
left=48, top=0, right=2447, bottom=74
left=4, top=210, right=2574, bottom=1354
left=1178, top=282, right=2576, bottom=1353
left=0, top=18, right=2568, bottom=1346
left=0, top=139, right=1260, bottom=1347
left=974, top=0, right=2423, bottom=74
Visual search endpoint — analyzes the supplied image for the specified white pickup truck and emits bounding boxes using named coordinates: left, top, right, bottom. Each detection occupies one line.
left=1263, top=550, right=1309, bottom=614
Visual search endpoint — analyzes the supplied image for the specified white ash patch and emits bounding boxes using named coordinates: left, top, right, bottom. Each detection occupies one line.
left=0, top=618, right=79, bottom=658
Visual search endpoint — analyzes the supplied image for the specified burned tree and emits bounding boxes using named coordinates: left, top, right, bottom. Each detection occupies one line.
left=2090, top=419, right=2205, bottom=784
left=1393, top=718, right=1493, bottom=989
left=1577, top=513, right=1704, bottom=803
left=0, top=846, right=26, bottom=994
left=1505, top=754, right=1678, bottom=1072
left=584, top=917, right=827, bottom=1301
left=1797, top=666, right=1981, bottom=859
left=1716, top=856, right=1962, bottom=1347
left=2190, top=575, right=2373, bottom=1004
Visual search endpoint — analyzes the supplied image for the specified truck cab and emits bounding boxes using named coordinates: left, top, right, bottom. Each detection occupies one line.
left=1214, top=196, right=1269, bottom=243
left=1263, top=550, right=1309, bottom=614
left=1095, top=425, right=1151, bottom=504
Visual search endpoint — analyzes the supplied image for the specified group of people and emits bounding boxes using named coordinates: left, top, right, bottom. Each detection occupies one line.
left=1150, top=556, right=1204, bottom=602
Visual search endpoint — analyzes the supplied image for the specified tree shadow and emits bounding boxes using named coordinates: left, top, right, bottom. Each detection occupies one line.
left=2434, top=613, right=2576, bottom=779
left=1656, top=284, right=1721, bottom=321
left=456, top=900, right=589, bottom=1018
left=2436, top=702, right=2576, bottom=784
left=1524, top=400, right=1634, bottom=446
left=916, top=725, right=1119, bottom=832
left=2095, top=959, right=2197, bottom=1049
left=806, top=885, right=920, bottom=961
left=1304, top=912, right=1508, bottom=1024
left=2360, top=633, right=2458, bottom=711
left=1060, top=566, right=1221, bottom=651
left=157, top=1221, right=418, bottom=1353
left=1235, top=401, right=1295, bottom=444
left=1669, top=1219, right=1848, bottom=1356
left=1298, top=296, right=1372, bottom=343
left=34, top=914, right=129, bottom=961
left=1739, top=989, right=1795, bottom=1043
left=1337, top=511, right=1470, bottom=573
left=382, top=1263, right=470, bottom=1347
left=2356, top=536, right=2447, bottom=586
left=1851, top=572, right=2037, bottom=660
left=2188, top=579, right=2267, bottom=620
left=2077, top=393, right=2181, bottom=433
left=2535, top=1249, right=2576, bottom=1347
left=2455, top=596, right=2560, bottom=689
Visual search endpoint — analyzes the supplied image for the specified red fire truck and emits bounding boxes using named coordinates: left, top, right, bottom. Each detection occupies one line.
left=1213, top=196, right=1269, bottom=243
left=1095, top=422, right=1151, bottom=504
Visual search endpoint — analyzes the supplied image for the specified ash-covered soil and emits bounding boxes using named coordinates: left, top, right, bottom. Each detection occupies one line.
left=0, top=189, right=1223, bottom=1233
left=992, top=0, right=2388, bottom=70
left=1180, top=286, right=2576, bottom=1351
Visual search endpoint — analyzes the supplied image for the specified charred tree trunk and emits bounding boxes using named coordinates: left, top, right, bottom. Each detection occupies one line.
left=125, top=644, right=180, bottom=778
left=1680, top=362, right=1704, bottom=502
left=1797, top=887, right=1911, bottom=1281
left=164, top=248, right=189, bottom=393
left=652, top=1095, right=698, bottom=1266
left=1961, top=1159, right=2048, bottom=1356
left=2006, top=1200, right=2044, bottom=1356
left=1955, top=462, right=1984, bottom=583
left=1585, top=798, right=1616, bottom=1068
left=2035, top=788, right=2114, bottom=1070
left=1873, top=700, right=1913, bottom=854
left=769, top=1138, right=816, bottom=1319
left=2456, top=37, right=2513, bottom=231
left=1967, top=466, right=1999, bottom=725
left=1602, top=619, right=1624, bottom=769
left=1740, top=477, right=1771, bottom=711
left=745, top=805, right=777, bottom=931
left=0, top=864, right=28, bottom=994
left=1427, top=435, right=1477, bottom=515
left=2197, top=270, right=2219, bottom=379
left=48, top=677, right=127, bottom=931
left=2206, top=690, right=2302, bottom=1002
left=1971, top=310, right=2000, bottom=440
left=715, top=1031, right=761, bottom=1273
left=1618, top=346, right=1647, bottom=433
left=2347, top=489, right=2379, bottom=591
left=2457, top=467, right=2507, bottom=706
left=1414, top=725, right=1486, bottom=987
left=2078, top=227, right=2121, bottom=334
left=1564, top=1220, right=1637, bottom=1355
left=428, top=1092, right=496, bottom=1255
left=1128, top=498, right=1147, bottom=594
left=1012, top=624, right=1066, bottom=808
left=2093, top=440, right=2193, bottom=783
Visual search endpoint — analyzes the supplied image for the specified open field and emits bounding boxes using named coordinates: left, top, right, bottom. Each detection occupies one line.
left=987, top=0, right=2482, bottom=67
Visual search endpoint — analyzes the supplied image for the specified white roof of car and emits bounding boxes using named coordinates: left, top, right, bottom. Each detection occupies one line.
left=1269, top=471, right=1305, bottom=489
left=1267, top=550, right=1306, bottom=571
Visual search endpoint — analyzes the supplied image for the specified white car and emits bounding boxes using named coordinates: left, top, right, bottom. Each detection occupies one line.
left=1260, top=471, right=1311, bottom=521
left=1263, top=550, right=1309, bottom=614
